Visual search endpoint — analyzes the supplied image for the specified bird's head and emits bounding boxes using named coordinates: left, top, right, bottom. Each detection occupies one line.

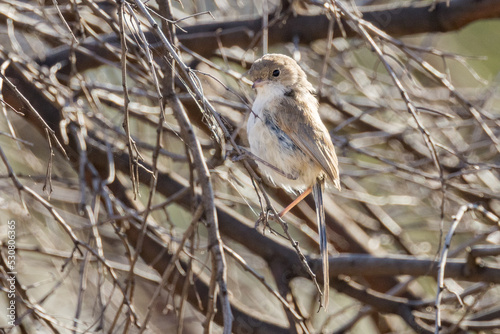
left=247, top=54, right=311, bottom=92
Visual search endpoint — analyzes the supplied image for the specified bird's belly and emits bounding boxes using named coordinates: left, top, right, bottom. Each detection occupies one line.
left=247, top=113, right=321, bottom=192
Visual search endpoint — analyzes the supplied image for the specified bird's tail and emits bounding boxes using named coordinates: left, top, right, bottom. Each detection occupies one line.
left=313, top=179, right=329, bottom=309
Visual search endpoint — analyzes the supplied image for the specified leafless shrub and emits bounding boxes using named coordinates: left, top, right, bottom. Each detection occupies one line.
left=0, top=0, right=499, bottom=333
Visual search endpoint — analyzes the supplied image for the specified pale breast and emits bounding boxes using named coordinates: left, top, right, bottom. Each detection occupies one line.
left=247, top=90, right=322, bottom=191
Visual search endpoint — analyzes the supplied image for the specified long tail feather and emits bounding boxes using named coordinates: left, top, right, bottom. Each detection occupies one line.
left=313, top=179, right=329, bottom=309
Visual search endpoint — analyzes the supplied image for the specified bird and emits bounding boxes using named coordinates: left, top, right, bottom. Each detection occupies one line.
left=246, top=53, right=341, bottom=308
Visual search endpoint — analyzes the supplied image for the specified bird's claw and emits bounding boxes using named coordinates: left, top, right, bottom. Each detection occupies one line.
left=255, top=206, right=277, bottom=233
left=226, top=149, right=245, bottom=162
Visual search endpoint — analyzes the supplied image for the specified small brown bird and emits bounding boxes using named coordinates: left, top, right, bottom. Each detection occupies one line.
left=247, top=53, right=340, bottom=308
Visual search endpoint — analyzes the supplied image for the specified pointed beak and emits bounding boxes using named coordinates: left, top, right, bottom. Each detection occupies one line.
left=252, top=79, right=265, bottom=89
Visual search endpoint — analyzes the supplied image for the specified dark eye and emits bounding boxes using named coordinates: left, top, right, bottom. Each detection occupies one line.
left=272, top=69, right=280, bottom=77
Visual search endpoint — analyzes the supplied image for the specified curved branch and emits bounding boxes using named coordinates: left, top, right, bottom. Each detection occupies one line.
left=39, top=0, right=500, bottom=74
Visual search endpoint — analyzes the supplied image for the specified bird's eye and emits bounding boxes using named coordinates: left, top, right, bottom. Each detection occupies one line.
left=272, top=69, right=280, bottom=77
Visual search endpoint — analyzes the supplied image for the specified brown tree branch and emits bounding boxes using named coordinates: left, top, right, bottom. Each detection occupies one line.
left=38, top=0, right=500, bottom=75
left=5, top=56, right=500, bottom=332
left=3, top=0, right=500, bottom=331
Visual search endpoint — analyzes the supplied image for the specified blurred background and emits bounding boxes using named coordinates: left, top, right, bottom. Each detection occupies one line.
left=0, top=0, right=499, bottom=333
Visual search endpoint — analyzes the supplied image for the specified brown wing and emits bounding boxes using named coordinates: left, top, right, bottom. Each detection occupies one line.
left=274, top=97, right=341, bottom=190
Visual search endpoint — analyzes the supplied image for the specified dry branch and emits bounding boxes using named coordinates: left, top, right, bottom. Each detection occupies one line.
left=1, top=0, right=500, bottom=333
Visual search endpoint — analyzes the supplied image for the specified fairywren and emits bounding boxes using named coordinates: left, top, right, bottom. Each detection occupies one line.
left=247, top=53, right=341, bottom=308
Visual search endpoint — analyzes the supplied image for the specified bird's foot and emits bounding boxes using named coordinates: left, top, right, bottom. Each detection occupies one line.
left=255, top=206, right=281, bottom=235
left=255, top=206, right=271, bottom=229
left=226, top=148, right=245, bottom=162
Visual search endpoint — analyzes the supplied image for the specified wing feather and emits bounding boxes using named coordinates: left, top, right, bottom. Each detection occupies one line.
left=274, top=97, right=341, bottom=189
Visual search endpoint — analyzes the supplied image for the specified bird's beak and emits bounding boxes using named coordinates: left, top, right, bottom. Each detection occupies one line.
left=252, top=79, right=265, bottom=89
